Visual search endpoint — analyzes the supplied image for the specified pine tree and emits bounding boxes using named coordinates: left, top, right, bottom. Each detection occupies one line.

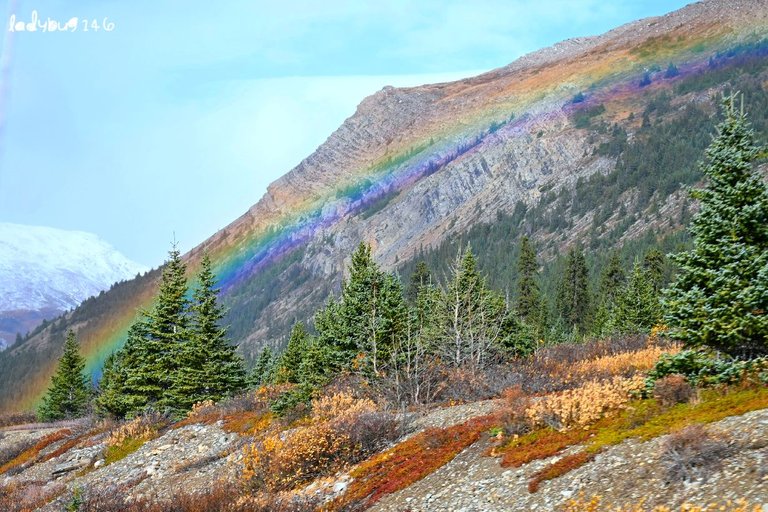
left=250, top=346, right=275, bottom=387
left=556, top=246, right=591, bottom=333
left=642, top=248, right=666, bottom=296
left=121, top=246, right=189, bottom=414
left=38, top=330, right=90, bottom=421
left=170, top=254, right=246, bottom=410
left=614, top=259, right=660, bottom=334
left=274, top=322, right=311, bottom=384
left=442, top=244, right=507, bottom=368
left=592, top=251, right=626, bottom=337
left=94, top=351, right=131, bottom=418
left=407, top=261, right=432, bottom=303
left=663, top=94, right=768, bottom=357
left=515, top=236, right=543, bottom=327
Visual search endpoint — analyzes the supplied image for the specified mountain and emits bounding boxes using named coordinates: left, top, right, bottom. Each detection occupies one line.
left=1, top=0, right=767, bottom=413
left=0, top=223, right=146, bottom=349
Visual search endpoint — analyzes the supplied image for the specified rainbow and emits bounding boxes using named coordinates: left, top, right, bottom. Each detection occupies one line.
left=16, top=19, right=768, bottom=411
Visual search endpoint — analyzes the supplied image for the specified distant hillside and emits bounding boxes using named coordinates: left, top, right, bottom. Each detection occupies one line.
left=1, top=0, right=768, bottom=413
left=0, top=223, right=146, bottom=350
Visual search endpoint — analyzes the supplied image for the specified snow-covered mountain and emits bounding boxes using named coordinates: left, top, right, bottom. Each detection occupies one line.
left=0, top=223, right=146, bottom=345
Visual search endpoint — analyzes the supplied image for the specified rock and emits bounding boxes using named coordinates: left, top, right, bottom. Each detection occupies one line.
left=52, top=460, right=87, bottom=477
left=333, top=481, right=348, bottom=493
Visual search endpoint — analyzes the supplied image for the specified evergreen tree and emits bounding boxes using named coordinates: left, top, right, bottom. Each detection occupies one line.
left=592, top=251, right=626, bottom=337
left=556, top=246, right=592, bottom=333
left=663, top=94, right=768, bottom=357
left=407, top=261, right=432, bottom=303
left=250, top=346, right=275, bottom=387
left=38, top=330, right=90, bottom=421
left=170, top=254, right=247, bottom=410
left=614, top=259, right=660, bottom=334
left=442, top=244, right=507, bottom=368
left=642, top=248, right=666, bottom=295
left=515, top=236, right=544, bottom=325
left=121, top=246, right=189, bottom=413
left=274, top=322, right=311, bottom=384
left=94, top=351, right=130, bottom=418
left=315, top=242, right=408, bottom=374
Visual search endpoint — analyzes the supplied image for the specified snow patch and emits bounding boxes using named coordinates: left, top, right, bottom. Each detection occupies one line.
left=0, top=223, right=147, bottom=312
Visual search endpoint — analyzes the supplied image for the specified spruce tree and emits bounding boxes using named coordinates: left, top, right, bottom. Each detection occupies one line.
left=94, top=351, right=131, bottom=418
left=663, top=94, right=768, bottom=357
left=556, top=246, right=591, bottom=333
left=170, top=254, right=246, bottom=410
left=614, top=259, right=660, bottom=334
left=122, top=246, right=189, bottom=413
left=315, top=242, right=407, bottom=374
left=592, top=251, right=626, bottom=337
left=250, top=346, right=275, bottom=387
left=274, top=322, right=311, bottom=384
left=407, top=261, right=432, bottom=303
left=515, top=236, right=543, bottom=327
left=38, top=330, right=90, bottom=421
left=443, top=244, right=507, bottom=368
left=642, top=248, right=666, bottom=296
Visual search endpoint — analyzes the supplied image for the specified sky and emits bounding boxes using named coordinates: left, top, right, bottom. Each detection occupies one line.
left=0, top=0, right=691, bottom=268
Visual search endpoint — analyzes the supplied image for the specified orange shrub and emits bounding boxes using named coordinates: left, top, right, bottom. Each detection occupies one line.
left=526, top=376, right=645, bottom=430
left=561, top=345, right=680, bottom=382
left=241, top=392, right=397, bottom=493
left=0, top=429, right=72, bottom=475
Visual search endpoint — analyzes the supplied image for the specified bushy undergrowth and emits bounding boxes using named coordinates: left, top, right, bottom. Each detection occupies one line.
left=242, top=392, right=399, bottom=492
left=0, top=429, right=72, bottom=475
left=0, top=480, right=65, bottom=512
left=645, top=350, right=768, bottom=393
left=659, top=424, right=733, bottom=483
left=104, top=411, right=166, bottom=465
left=561, top=494, right=762, bottom=511
left=0, top=413, right=36, bottom=428
left=63, top=481, right=320, bottom=512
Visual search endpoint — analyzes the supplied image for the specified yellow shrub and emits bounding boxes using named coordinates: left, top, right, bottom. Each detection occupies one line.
left=563, top=345, right=680, bottom=381
left=106, top=415, right=157, bottom=447
left=311, top=392, right=377, bottom=429
left=527, top=375, right=645, bottom=430
left=242, top=392, right=387, bottom=492
left=561, top=494, right=761, bottom=511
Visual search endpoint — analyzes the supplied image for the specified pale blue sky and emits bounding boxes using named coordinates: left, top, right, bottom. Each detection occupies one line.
left=0, top=1, right=690, bottom=267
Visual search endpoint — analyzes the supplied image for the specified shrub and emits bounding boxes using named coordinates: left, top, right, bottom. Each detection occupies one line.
left=526, top=376, right=645, bottom=430
left=103, top=412, right=165, bottom=465
left=645, top=350, right=768, bottom=392
left=0, top=413, right=36, bottom=428
left=659, top=424, right=733, bottom=483
left=561, top=494, right=763, bottom=511
left=653, top=375, right=694, bottom=407
left=242, top=392, right=398, bottom=492
left=68, top=480, right=319, bottom=511
left=0, top=429, right=72, bottom=475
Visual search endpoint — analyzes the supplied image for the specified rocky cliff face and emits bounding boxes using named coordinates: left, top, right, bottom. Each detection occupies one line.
left=1, top=0, right=767, bottom=412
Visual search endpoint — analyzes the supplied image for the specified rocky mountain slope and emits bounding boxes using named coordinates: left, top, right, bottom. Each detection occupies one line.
left=1, top=0, right=768, bottom=413
left=1, top=396, right=766, bottom=511
left=0, top=223, right=146, bottom=350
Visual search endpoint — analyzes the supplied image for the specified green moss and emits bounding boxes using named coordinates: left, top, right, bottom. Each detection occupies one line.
left=103, top=437, right=147, bottom=466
